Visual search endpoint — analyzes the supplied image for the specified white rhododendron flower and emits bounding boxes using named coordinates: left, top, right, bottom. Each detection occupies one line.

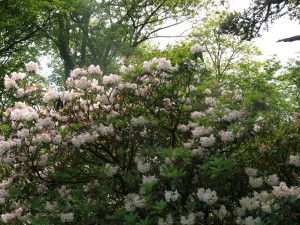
left=190, top=43, right=204, bottom=53
left=165, top=190, right=180, bottom=202
left=200, top=134, right=216, bottom=147
left=249, top=177, right=263, bottom=188
left=25, top=61, right=38, bottom=72
left=265, top=174, right=279, bottom=186
left=158, top=213, right=173, bottom=225
left=180, top=213, right=195, bottom=225
left=245, top=167, right=258, bottom=177
left=142, top=175, right=158, bottom=185
left=219, top=130, right=234, bottom=142
left=104, top=163, right=118, bottom=177
left=60, top=212, right=74, bottom=223
left=288, top=155, right=300, bottom=167
left=214, top=205, right=227, bottom=219
left=203, top=88, right=212, bottom=95
left=197, top=188, right=218, bottom=205
left=87, top=64, right=103, bottom=74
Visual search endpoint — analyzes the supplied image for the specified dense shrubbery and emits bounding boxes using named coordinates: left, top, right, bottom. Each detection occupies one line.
left=0, top=46, right=300, bottom=225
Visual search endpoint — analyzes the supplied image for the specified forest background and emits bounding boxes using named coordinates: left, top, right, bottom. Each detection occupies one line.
left=1, top=0, right=300, bottom=224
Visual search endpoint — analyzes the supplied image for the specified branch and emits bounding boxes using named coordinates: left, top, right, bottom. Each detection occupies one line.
left=277, top=35, right=300, bottom=42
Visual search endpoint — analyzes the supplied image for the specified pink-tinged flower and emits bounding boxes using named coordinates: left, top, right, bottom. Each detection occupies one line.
left=70, top=68, right=87, bottom=78
left=200, top=134, right=216, bottom=147
left=16, top=88, right=25, bottom=97
left=25, top=61, right=38, bottom=72
left=11, top=72, right=26, bottom=81
left=218, top=130, right=234, bottom=142
left=143, top=61, right=152, bottom=71
left=203, top=88, right=212, bottom=95
left=253, top=124, right=261, bottom=132
left=204, top=97, right=216, bottom=106
left=9, top=102, right=39, bottom=121
left=192, top=126, right=213, bottom=137
left=88, top=64, right=103, bottom=75
left=75, top=76, right=91, bottom=89
left=131, top=116, right=148, bottom=127
left=1, top=212, right=15, bottom=223
left=191, top=111, right=206, bottom=119
left=102, top=74, right=122, bottom=85
left=4, top=76, right=17, bottom=90
left=43, top=89, right=60, bottom=103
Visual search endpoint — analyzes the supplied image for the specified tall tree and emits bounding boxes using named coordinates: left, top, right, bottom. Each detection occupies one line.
left=46, top=0, right=211, bottom=80
left=0, top=0, right=69, bottom=90
left=220, top=0, right=300, bottom=41
left=1, top=0, right=212, bottom=84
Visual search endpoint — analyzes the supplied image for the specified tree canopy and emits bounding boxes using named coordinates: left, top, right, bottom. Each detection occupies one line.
left=220, top=0, right=300, bottom=41
left=0, top=0, right=211, bottom=83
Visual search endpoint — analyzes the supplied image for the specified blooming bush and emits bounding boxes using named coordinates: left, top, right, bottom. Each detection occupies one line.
left=0, top=48, right=300, bottom=224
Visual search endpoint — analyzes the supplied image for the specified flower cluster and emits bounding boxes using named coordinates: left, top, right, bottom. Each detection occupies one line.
left=0, top=54, right=299, bottom=225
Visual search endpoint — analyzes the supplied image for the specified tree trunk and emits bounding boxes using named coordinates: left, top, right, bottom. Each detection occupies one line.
left=57, top=13, right=76, bottom=80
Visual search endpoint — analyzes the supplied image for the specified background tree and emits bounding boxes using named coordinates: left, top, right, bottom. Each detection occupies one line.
left=276, top=58, right=300, bottom=109
left=1, top=0, right=213, bottom=85
left=220, top=0, right=300, bottom=41
left=0, top=0, right=68, bottom=90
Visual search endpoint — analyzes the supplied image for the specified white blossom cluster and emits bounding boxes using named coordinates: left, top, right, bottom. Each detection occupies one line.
left=218, top=130, right=234, bottom=142
left=102, top=74, right=123, bottom=85
left=222, top=109, right=243, bottom=122
left=214, top=205, right=227, bottom=220
left=44, top=201, right=58, bottom=211
left=203, top=88, right=212, bottom=95
left=199, top=134, right=216, bottom=147
left=236, top=178, right=300, bottom=224
left=131, top=116, right=149, bottom=127
left=4, top=72, right=26, bottom=90
left=6, top=102, right=39, bottom=121
left=245, top=167, right=263, bottom=188
left=190, top=44, right=204, bottom=53
left=25, top=61, right=39, bottom=72
left=134, top=156, right=151, bottom=173
left=158, top=213, right=173, bottom=225
left=197, top=188, right=218, bottom=205
left=288, top=154, right=300, bottom=167
left=142, top=175, right=158, bottom=185
left=164, top=190, right=180, bottom=202
left=180, top=213, right=196, bottom=225
left=60, top=212, right=74, bottom=223
left=103, top=163, right=118, bottom=177
left=191, top=111, right=206, bottom=119
left=124, top=193, right=146, bottom=212
left=272, top=182, right=300, bottom=198
left=1, top=208, right=30, bottom=224
left=204, top=97, right=216, bottom=106
left=143, top=57, right=178, bottom=72
left=192, top=126, right=213, bottom=137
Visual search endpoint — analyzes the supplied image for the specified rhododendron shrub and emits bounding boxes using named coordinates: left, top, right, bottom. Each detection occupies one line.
left=0, top=51, right=300, bottom=224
